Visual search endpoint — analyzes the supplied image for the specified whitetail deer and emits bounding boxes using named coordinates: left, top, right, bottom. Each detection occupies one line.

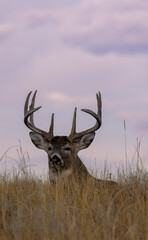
left=24, top=91, right=117, bottom=186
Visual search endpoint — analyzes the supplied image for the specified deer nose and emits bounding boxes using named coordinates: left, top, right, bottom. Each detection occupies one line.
left=50, top=154, right=62, bottom=166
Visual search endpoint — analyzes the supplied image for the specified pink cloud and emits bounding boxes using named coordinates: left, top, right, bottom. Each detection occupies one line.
left=46, top=92, right=95, bottom=108
left=2, top=0, right=148, bottom=54
left=59, top=0, right=148, bottom=54
left=0, top=0, right=148, bottom=173
left=117, top=112, right=148, bottom=120
left=0, top=23, right=14, bottom=40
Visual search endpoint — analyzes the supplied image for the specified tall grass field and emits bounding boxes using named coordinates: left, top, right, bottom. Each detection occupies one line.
left=0, top=144, right=148, bottom=240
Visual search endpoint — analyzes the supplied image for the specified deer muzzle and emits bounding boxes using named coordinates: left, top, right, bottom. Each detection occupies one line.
left=50, top=154, right=63, bottom=166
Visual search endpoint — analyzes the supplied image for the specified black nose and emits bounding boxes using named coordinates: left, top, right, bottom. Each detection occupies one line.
left=50, top=155, right=62, bottom=166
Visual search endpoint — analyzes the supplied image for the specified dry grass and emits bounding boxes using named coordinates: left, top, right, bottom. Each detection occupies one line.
left=0, top=146, right=148, bottom=240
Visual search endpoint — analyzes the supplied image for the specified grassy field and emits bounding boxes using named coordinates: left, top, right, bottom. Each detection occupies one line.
left=0, top=146, right=148, bottom=240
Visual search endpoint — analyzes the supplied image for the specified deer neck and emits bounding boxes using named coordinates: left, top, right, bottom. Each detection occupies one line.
left=70, top=154, right=90, bottom=179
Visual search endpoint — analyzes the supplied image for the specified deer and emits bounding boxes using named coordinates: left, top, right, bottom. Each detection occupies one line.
left=24, top=90, right=117, bottom=187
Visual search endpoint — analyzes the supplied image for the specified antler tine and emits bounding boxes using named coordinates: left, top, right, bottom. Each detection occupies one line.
left=24, top=91, right=32, bottom=116
left=29, top=90, right=37, bottom=125
left=48, top=113, right=54, bottom=139
left=68, top=92, right=102, bottom=141
left=68, top=108, right=77, bottom=141
left=24, top=91, right=41, bottom=124
left=24, top=91, right=54, bottom=140
left=97, top=92, right=102, bottom=123
left=71, top=108, right=77, bottom=134
left=82, top=92, right=102, bottom=126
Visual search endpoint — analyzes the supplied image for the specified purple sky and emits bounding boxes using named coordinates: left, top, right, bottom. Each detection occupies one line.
left=0, top=0, right=148, bottom=175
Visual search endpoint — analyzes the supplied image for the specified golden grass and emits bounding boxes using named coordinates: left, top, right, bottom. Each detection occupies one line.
left=0, top=142, right=148, bottom=240
left=0, top=167, right=147, bottom=240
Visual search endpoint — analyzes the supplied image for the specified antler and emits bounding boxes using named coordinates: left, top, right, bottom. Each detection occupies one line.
left=68, top=92, right=102, bottom=141
left=24, top=90, right=54, bottom=141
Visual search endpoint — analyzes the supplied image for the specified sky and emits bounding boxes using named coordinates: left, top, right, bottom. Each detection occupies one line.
left=0, top=0, right=148, bottom=176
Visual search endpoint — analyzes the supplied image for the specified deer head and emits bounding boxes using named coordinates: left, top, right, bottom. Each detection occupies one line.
left=24, top=91, right=102, bottom=182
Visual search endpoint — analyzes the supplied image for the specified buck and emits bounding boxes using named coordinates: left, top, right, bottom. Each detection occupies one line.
left=24, top=90, right=117, bottom=186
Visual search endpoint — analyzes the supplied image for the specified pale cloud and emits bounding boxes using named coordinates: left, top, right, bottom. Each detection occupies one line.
left=105, top=93, right=148, bottom=111
left=0, top=23, right=14, bottom=40
left=117, top=112, right=148, bottom=121
left=4, top=0, right=148, bottom=55
left=47, top=92, right=72, bottom=104
left=58, top=0, right=148, bottom=54
left=24, top=9, right=58, bottom=29
left=0, top=0, right=148, bottom=173
left=46, top=92, right=95, bottom=107
left=115, top=111, right=148, bottom=134
left=136, top=120, right=148, bottom=133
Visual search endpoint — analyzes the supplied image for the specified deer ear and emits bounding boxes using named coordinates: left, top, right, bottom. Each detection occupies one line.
left=29, top=132, right=49, bottom=150
left=75, top=132, right=95, bottom=151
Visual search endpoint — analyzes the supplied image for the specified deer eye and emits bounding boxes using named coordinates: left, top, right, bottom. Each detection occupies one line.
left=48, top=146, right=53, bottom=151
left=64, top=147, right=71, bottom=151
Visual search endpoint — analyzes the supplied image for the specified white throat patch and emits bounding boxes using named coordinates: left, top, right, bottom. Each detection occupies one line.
left=49, top=168, right=72, bottom=182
